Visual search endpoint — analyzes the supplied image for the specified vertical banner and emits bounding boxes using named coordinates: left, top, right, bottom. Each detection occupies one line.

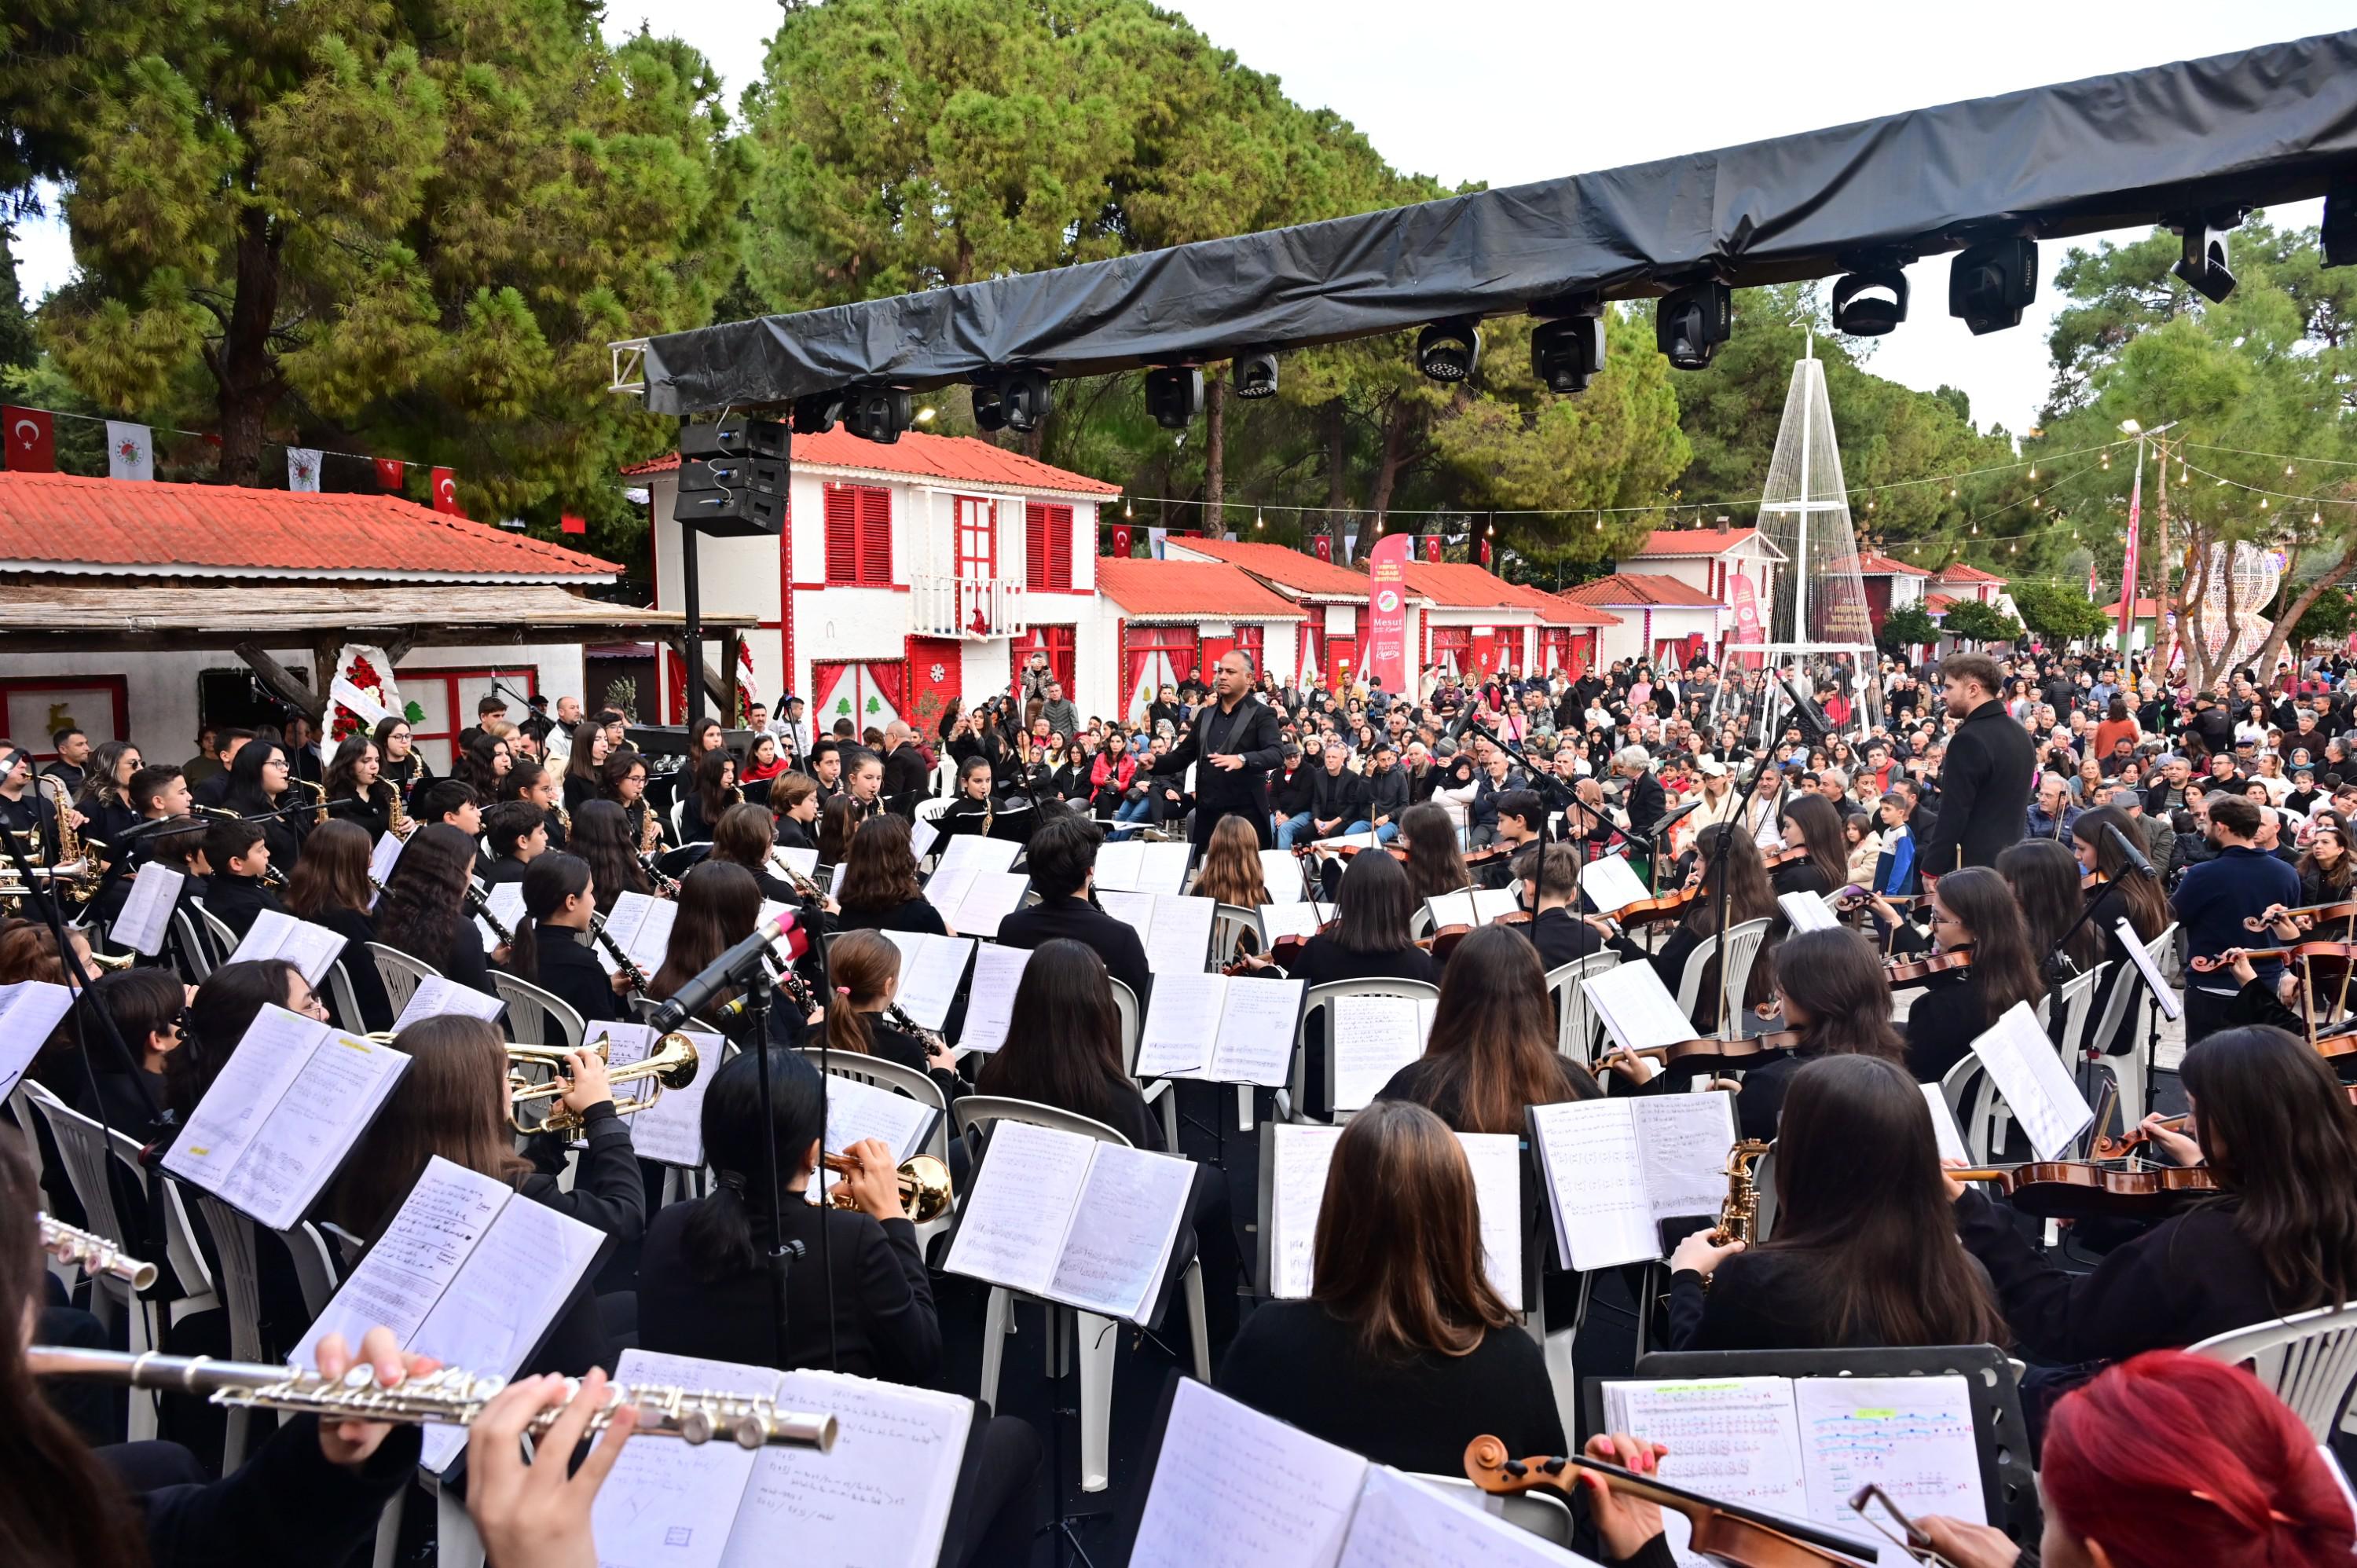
left=1365, top=533, right=1413, bottom=695
left=1111, top=524, right=1131, bottom=559
left=1147, top=526, right=1168, bottom=559
left=105, top=421, right=153, bottom=482
left=1311, top=535, right=1332, bottom=563
left=1424, top=535, right=1442, bottom=562
left=2116, top=439, right=2144, bottom=663
left=287, top=448, right=321, bottom=492
left=2, top=407, right=55, bottom=471
left=1728, top=570, right=1764, bottom=668
left=431, top=466, right=464, bottom=516
left=1479, top=537, right=1493, bottom=567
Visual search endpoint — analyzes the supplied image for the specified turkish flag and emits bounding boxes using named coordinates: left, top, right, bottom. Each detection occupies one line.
left=559, top=513, right=586, bottom=535
left=373, top=458, right=405, bottom=491
left=430, top=466, right=464, bottom=516
left=1312, top=535, right=1332, bottom=563
left=2, top=407, right=54, bottom=471
left=1112, top=525, right=1131, bottom=558
left=1424, top=535, right=1441, bottom=562
left=1479, top=537, right=1493, bottom=567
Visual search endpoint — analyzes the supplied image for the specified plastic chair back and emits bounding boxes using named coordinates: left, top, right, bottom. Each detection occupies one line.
left=1406, top=1472, right=1574, bottom=1547
left=1546, top=951, right=1619, bottom=1066
left=1210, top=904, right=1264, bottom=966
left=1292, top=978, right=1441, bottom=1126
left=169, top=908, right=217, bottom=982
left=491, top=972, right=588, bottom=1053
left=321, top=958, right=368, bottom=1035
left=2190, top=1302, right=2357, bottom=1442
left=951, top=1095, right=1131, bottom=1152
left=366, top=941, right=440, bottom=1014
left=1712, top=918, right=1772, bottom=1038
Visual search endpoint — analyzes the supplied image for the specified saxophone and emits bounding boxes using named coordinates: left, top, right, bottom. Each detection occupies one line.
left=638, top=800, right=660, bottom=855
left=36, top=776, right=96, bottom=905
left=386, top=782, right=411, bottom=840
left=1710, top=1139, right=1773, bottom=1247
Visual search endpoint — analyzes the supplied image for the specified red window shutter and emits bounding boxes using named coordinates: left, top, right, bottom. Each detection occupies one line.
left=824, top=486, right=856, bottom=584
left=1025, top=503, right=1048, bottom=592
left=1047, top=504, right=1073, bottom=591
left=857, top=486, right=892, bottom=585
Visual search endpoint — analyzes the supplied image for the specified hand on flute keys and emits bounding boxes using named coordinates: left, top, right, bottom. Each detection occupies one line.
left=466, top=1369, right=638, bottom=1568
left=310, top=1326, right=441, bottom=1469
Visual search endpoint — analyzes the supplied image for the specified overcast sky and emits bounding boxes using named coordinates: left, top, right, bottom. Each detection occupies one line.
left=13, top=2, right=2343, bottom=434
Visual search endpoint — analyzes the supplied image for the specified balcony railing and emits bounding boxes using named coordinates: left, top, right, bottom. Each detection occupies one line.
left=911, top=572, right=1028, bottom=640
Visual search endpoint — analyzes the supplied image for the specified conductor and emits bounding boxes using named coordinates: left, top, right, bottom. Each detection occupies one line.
left=1150, top=650, right=1285, bottom=850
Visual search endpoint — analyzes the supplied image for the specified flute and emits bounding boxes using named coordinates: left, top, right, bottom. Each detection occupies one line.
left=26, top=1348, right=837, bottom=1452
left=40, top=1214, right=157, bottom=1289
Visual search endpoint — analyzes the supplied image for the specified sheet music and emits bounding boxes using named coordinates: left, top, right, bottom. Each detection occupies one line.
left=228, top=910, right=306, bottom=967
left=1425, top=891, right=1477, bottom=930
left=1777, top=891, right=1838, bottom=933
left=943, top=1119, right=1092, bottom=1298
left=956, top=943, right=1030, bottom=1054
left=595, top=1349, right=779, bottom=1568
left=1129, top=1378, right=1364, bottom=1568
left=1923, top=1083, right=1970, bottom=1165
left=1471, top=888, right=1521, bottom=924
left=1578, top=855, right=1652, bottom=915
left=163, top=1006, right=327, bottom=1191
left=1969, top=999, right=2095, bottom=1161
left=947, top=869, right=1030, bottom=939
left=1208, top=975, right=1305, bottom=1086
left=295, top=1156, right=509, bottom=1363
left=390, top=974, right=506, bottom=1033
left=931, top=833, right=1019, bottom=881
left=409, top=1185, right=606, bottom=1471
left=922, top=865, right=978, bottom=928
left=472, top=882, right=526, bottom=952
left=1794, top=1375, right=1985, bottom=1530
left=1269, top=1123, right=1343, bottom=1299
left=1259, top=848, right=1310, bottom=903
left=830, top=862, right=847, bottom=898
left=1602, top=1378, right=1811, bottom=1567
left=594, top=892, right=675, bottom=978
left=1097, top=840, right=1192, bottom=896
left=215, top=1031, right=409, bottom=1230
left=821, top=1074, right=937, bottom=1167
left=1047, top=1141, right=1197, bottom=1321
left=0, top=981, right=72, bottom=1101
left=229, top=909, right=350, bottom=986
left=1097, top=888, right=1154, bottom=948
left=621, top=1024, right=717, bottom=1168
left=774, top=845, right=819, bottom=880
left=1633, top=1092, right=1739, bottom=1222
left=368, top=830, right=405, bottom=901
left=2116, top=917, right=2181, bottom=1021
left=1329, top=995, right=1427, bottom=1113
left=1457, top=1131, right=1524, bottom=1309
left=878, top=931, right=972, bottom=1032
left=1336, top=1467, right=1588, bottom=1568
left=908, top=815, right=941, bottom=862
left=114, top=863, right=183, bottom=956
left=1259, top=902, right=1324, bottom=943
left=1582, top=959, right=1698, bottom=1057
left=1135, top=972, right=1222, bottom=1077
left=1529, top=1099, right=1655, bottom=1269
left=727, top=1369, right=973, bottom=1568
left=1145, top=894, right=1216, bottom=976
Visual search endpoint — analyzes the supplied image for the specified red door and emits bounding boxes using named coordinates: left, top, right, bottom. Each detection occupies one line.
left=1199, top=635, right=1235, bottom=677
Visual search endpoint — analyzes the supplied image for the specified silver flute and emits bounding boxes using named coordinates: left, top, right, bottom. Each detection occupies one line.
left=40, top=1214, right=157, bottom=1290
left=25, top=1348, right=838, bottom=1452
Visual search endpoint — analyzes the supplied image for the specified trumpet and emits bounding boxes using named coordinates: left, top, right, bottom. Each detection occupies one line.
left=820, top=1152, right=955, bottom=1224
left=40, top=1214, right=157, bottom=1289
left=506, top=1031, right=699, bottom=1136
left=25, top=1347, right=836, bottom=1452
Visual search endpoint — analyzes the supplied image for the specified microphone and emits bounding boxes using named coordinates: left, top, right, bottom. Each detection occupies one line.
left=647, top=907, right=803, bottom=1033
left=2105, top=822, right=2158, bottom=881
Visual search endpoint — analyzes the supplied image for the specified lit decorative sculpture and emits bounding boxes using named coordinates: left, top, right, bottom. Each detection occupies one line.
left=2190, top=540, right=2279, bottom=667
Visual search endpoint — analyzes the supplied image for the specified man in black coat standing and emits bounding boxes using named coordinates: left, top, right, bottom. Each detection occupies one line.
left=1150, top=649, right=1285, bottom=849
left=1915, top=651, right=2035, bottom=878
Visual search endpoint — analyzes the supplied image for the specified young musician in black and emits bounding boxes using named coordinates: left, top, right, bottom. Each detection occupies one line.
left=1473, top=789, right=1545, bottom=891
left=218, top=738, right=307, bottom=869
left=1510, top=842, right=1604, bottom=970
left=937, top=755, right=997, bottom=837
left=1771, top=792, right=1846, bottom=899
left=1863, top=865, right=2044, bottom=1083
left=987, top=812, right=1153, bottom=999
left=481, top=800, right=547, bottom=886
left=833, top=815, right=948, bottom=936
left=502, top=853, right=625, bottom=1026
left=771, top=771, right=821, bottom=853
left=201, top=816, right=284, bottom=936
left=1376, top=925, right=1598, bottom=1132
left=810, top=930, right=962, bottom=1101
left=566, top=798, right=650, bottom=915
left=372, top=822, right=498, bottom=992
left=280, top=819, right=397, bottom=1032
left=1602, top=823, right=1776, bottom=1035
left=321, top=735, right=396, bottom=840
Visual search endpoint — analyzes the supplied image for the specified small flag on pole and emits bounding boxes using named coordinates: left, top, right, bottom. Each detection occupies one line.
left=287, top=447, right=322, bottom=493
left=2, top=407, right=54, bottom=471
left=430, top=466, right=464, bottom=516
left=105, top=421, right=152, bottom=482
left=373, top=458, right=405, bottom=491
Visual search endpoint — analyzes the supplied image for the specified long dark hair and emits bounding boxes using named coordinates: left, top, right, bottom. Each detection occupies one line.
left=286, top=818, right=375, bottom=921
left=651, top=859, right=760, bottom=1006
left=682, top=1050, right=827, bottom=1282
left=74, top=739, right=136, bottom=811
left=508, top=852, right=591, bottom=985
left=374, top=822, right=475, bottom=967
left=335, top=1015, right=532, bottom=1236
left=1398, top=801, right=1470, bottom=903
left=1772, top=928, right=1905, bottom=1062
left=838, top=815, right=921, bottom=912
left=1780, top=792, right=1849, bottom=892
left=1331, top=849, right=1417, bottom=954
left=218, top=738, right=286, bottom=815
left=2181, top=1026, right=2357, bottom=1313
left=816, top=794, right=859, bottom=865
left=1417, top=925, right=1597, bottom=1134
left=1997, top=839, right=2105, bottom=974
left=975, top=940, right=1137, bottom=1130
left=691, top=747, right=741, bottom=824
left=569, top=797, right=647, bottom=913
left=453, top=731, right=508, bottom=797
left=564, top=721, right=607, bottom=792
left=1686, top=823, right=1776, bottom=937
left=1311, top=1100, right=1516, bottom=1361
left=170, top=958, right=302, bottom=1119
left=372, top=714, right=423, bottom=780
left=321, top=734, right=379, bottom=805
left=1767, top=1055, right=2009, bottom=1346
left=1933, top=866, right=2043, bottom=1022
left=2298, top=825, right=2355, bottom=899
left=709, top=801, right=775, bottom=874
left=0, top=1139, right=149, bottom=1568
left=2070, top=806, right=2169, bottom=942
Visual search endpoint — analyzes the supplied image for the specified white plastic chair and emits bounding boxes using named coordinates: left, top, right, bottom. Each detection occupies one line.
left=200, top=907, right=241, bottom=964
left=189, top=1189, right=272, bottom=1467
left=491, top=971, right=588, bottom=1053
left=794, top=1046, right=956, bottom=1258
left=1671, top=918, right=1771, bottom=1039
left=1937, top=1053, right=2000, bottom=1164
left=1545, top=951, right=1619, bottom=1067
left=168, top=908, right=218, bottom=982
left=2190, top=1302, right=2357, bottom=1442
left=319, top=958, right=371, bottom=1036
left=366, top=941, right=441, bottom=1016
left=1209, top=905, right=1271, bottom=1130
left=1286, top=978, right=1442, bottom=1126
left=1110, top=976, right=1178, bottom=1150
left=1984, top=965, right=2103, bottom=1152
left=1407, top=1472, right=1575, bottom=1546
left=951, top=1095, right=1213, bottom=1493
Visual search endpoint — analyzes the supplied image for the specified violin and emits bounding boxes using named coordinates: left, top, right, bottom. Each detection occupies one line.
left=1415, top=907, right=1533, bottom=960
left=2187, top=940, right=2357, bottom=973
left=1761, top=844, right=1807, bottom=870
left=1611, top=885, right=1701, bottom=929
left=1951, top=1160, right=2219, bottom=1220
left=2244, top=899, right=2357, bottom=933
left=1219, top=926, right=1329, bottom=976
left=1882, top=950, right=1971, bottom=988
left=2091, top=1113, right=2187, bottom=1160
left=1613, top=1029, right=1802, bottom=1068
left=1463, top=1437, right=1882, bottom=1567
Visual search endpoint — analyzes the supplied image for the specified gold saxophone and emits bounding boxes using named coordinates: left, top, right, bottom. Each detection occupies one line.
left=35, top=776, right=97, bottom=905
left=638, top=800, right=661, bottom=855
left=1710, top=1139, right=1773, bottom=1248
left=386, top=781, right=411, bottom=840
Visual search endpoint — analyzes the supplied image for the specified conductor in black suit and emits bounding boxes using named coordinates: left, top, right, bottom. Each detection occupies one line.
left=1914, top=650, right=2036, bottom=878
left=1149, top=649, right=1285, bottom=850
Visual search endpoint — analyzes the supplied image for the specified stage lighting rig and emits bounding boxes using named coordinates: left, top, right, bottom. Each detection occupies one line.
left=1948, top=238, right=2036, bottom=335
left=791, top=391, right=844, bottom=434
left=1530, top=308, right=1605, bottom=394
left=1416, top=319, right=1482, bottom=383
left=1144, top=366, right=1204, bottom=430
left=2168, top=215, right=2238, bottom=303
left=1831, top=267, right=1909, bottom=335
left=1655, top=282, right=1731, bottom=369
left=843, top=387, right=915, bottom=444
left=970, top=370, right=1053, bottom=434
left=1233, top=352, right=1279, bottom=400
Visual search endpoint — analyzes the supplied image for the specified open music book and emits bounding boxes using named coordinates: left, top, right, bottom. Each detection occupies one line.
left=1266, top=1123, right=1522, bottom=1306
left=1095, top=840, right=1194, bottom=896
left=113, top=863, right=184, bottom=956
left=772, top=844, right=819, bottom=881
left=1097, top=890, right=1218, bottom=976
left=1424, top=888, right=1521, bottom=930
left=390, top=975, right=505, bottom=1033
left=1129, top=1378, right=1590, bottom=1568
left=593, top=891, right=677, bottom=980
left=1969, top=999, right=2095, bottom=1161
left=1527, top=1094, right=1737, bottom=1270
left=955, top=943, right=1031, bottom=1054
left=944, top=1120, right=1196, bottom=1324
left=163, top=1006, right=409, bottom=1230
left=908, top=815, right=940, bottom=862
left=1578, top=854, right=1653, bottom=917
left=922, top=865, right=1031, bottom=938
left=295, top=1155, right=606, bottom=1471
left=1581, top=960, right=1700, bottom=1057
left=0, top=980, right=76, bottom=1101
left=595, top=1022, right=720, bottom=1168
left=1602, top=1373, right=1985, bottom=1566
left=1776, top=891, right=1838, bottom=932
left=589, top=1348, right=976, bottom=1568
left=367, top=830, right=405, bottom=899
left=1329, top=994, right=1439, bottom=1113
left=808, top=1070, right=943, bottom=1206
left=1135, top=973, right=1305, bottom=1085
left=878, top=931, right=975, bottom=1032
left=930, top=832, right=1021, bottom=883
left=227, top=909, right=350, bottom=987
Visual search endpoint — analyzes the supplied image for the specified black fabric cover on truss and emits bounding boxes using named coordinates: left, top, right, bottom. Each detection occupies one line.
left=642, top=29, right=2357, bottom=415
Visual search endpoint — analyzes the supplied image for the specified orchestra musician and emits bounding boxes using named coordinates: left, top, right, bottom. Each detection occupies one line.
left=935, top=755, right=997, bottom=837
left=808, top=929, right=962, bottom=1102
left=482, top=800, right=548, bottom=886
left=1375, top=925, right=1600, bottom=1132
left=648, top=861, right=779, bottom=1042
left=372, top=822, right=500, bottom=991
left=1396, top=800, right=1473, bottom=904
left=814, top=794, right=859, bottom=877
left=2175, top=793, right=2303, bottom=1046
left=834, top=816, right=948, bottom=936
left=1189, top=812, right=1271, bottom=909
left=280, top=819, right=396, bottom=1032
left=676, top=748, right=742, bottom=847
left=73, top=739, right=143, bottom=848
left=371, top=715, right=432, bottom=807
left=1857, top=865, right=2044, bottom=1083
left=562, top=721, right=612, bottom=815
left=567, top=798, right=652, bottom=914
left=202, top=816, right=286, bottom=938
left=991, top=813, right=1152, bottom=1001
left=2068, top=805, right=2172, bottom=1056
left=1598, top=823, right=1776, bottom=1035
left=320, top=735, right=395, bottom=840
left=501, top=853, right=628, bottom=1026
left=217, top=738, right=306, bottom=868
left=770, top=771, right=821, bottom=854
left=1511, top=843, right=1605, bottom=969
left=709, top=800, right=799, bottom=903
left=1472, top=789, right=1545, bottom=892
left=1718, top=926, right=1905, bottom=1140
left=601, top=750, right=664, bottom=854
left=500, top=760, right=567, bottom=852
left=839, top=746, right=888, bottom=822
left=1769, top=793, right=1846, bottom=899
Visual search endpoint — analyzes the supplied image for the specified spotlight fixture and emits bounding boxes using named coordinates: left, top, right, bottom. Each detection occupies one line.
left=1531, top=313, right=1606, bottom=394
left=1831, top=269, right=1908, bottom=336
left=1416, top=319, right=1483, bottom=383
left=790, top=391, right=844, bottom=434
left=1143, top=366, right=1204, bottom=430
left=970, top=369, right=1053, bottom=434
left=1655, top=282, right=1732, bottom=369
left=843, top=387, right=915, bottom=444
left=1233, top=352, right=1279, bottom=400
left=1948, top=238, right=2037, bottom=335
left=2169, top=218, right=2235, bottom=303
left=2326, top=174, right=2356, bottom=269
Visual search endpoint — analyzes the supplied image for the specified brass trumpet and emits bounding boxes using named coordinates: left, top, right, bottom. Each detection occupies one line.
left=506, top=1031, right=700, bottom=1135
left=820, top=1152, right=954, bottom=1224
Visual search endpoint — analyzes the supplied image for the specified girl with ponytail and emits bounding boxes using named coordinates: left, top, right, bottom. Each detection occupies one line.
left=503, top=852, right=622, bottom=1026
left=819, top=929, right=964, bottom=1101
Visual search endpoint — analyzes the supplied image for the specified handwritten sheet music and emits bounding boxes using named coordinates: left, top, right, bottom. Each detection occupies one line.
left=1130, top=1378, right=1364, bottom=1568
left=295, top=1156, right=510, bottom=1364
left=1259, top=848, right=1310, bottom=903
left=878, top=932, right=973, bottom=1032
left=595, top=1349, right=779, bottom=1568
left=1269, top=1125, right=1344, bottom=1299
left=1633, top=1093, right=1739, bottom=1222
left=229, top=909, right=350, bottom=986
left=1207, top=975, right=1304, bottom=1086
left=1457, top=1131, right=1525, bottom=1309
left=1579, top=855, right=1652, bottom=916
left=1603, top=1378, right=1812, bottom=1567
left=1047, top=1141, right=1196, bottom=1321
left=0, top=981, right=72, bottom=1101
left=390, top=975, right=506, bottom=1033
left=1530, top=1100, right=1655, bottom=1270
left=163, top=1006, right=328, bottom=1193
left=1582, top=959, right=1699, bottom=1057
left=944, top=1120, right=1093, bottom=1299
left=1794, top=1376, right=1984, bottom=1530
left=957, top=943, right=1030, bottom=1054
left=1259, top=902, right=1324, bottom=944
left=728, top=1370, right=973, bottom=1568
left=472, top=883, right=525, bottom=951
left=1969, top=999, right=2095, bottom=1161
left=211, top=1031, right=409, bottom=1230
left=1135, top=973, right=1222, bottom=1078
left=1329, top=995, right=1429, bottom=1113
left=1336, top=1467, right=1587, bottom=1568
left=115, top=863, right=183, bottom=956
left=1777, top=891, right=1838, bottom=933
left=610, top=1023, right=716, bottom=1169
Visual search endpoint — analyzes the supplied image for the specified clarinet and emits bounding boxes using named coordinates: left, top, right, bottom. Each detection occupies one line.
left=463, top=881, right=514, bottom=946
left=588, top=910, right=651, bottom=993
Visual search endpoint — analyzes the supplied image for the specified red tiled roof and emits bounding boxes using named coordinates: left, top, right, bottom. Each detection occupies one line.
left=1561, top=572, right=1721, bottom=608
left=1937, top=562, right=2006, bottom=583
left=1841, top=549, right=1931, bottom=577
left=1633, top=526, right=1759, bottom=557
left=0, top=470, right=614, bottom=581
left=2103, top=598, right=2164, bottom=619
left=1398, top=562, right=1618, bottom=626
left=1925, top=592, right=1958, bottom=613
left=621, top=427, right=1120, bottom=496
left=1160, top=537, right=1369, bottom=599
left=1094, top=557, right=1304, bottom=622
